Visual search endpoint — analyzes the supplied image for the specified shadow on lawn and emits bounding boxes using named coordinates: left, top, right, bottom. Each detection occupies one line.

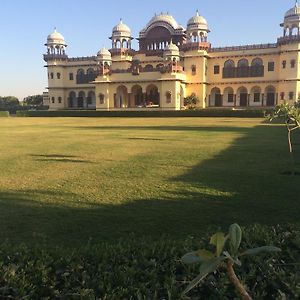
left=1, top=124, right=299, bottom=247
left=29, top=154, right=93, bottom=164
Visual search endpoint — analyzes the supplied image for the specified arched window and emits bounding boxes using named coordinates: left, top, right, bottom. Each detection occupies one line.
left=58, top=96, right=62, bottom=103
left=224, top=60, right=235, bottom=68
left=76, top=69, right=88, bottom=84
left=237, top=59, right=249, bottom=67
left=237, top=59, right=249, bottom=77
left=223, top=60, right=235, bottom=78
left=166, top=91, right=172, bottom=103
left=50, top=72, right=54, bottom=79
left=191, top=65, right=197, bottom=75
left=144, top=64, right=154, bottom=72
left=251, top=58, right=264, bottom=77
left=99, top=93, right=105, bottom=104
left=77, top=69, right=85, bottom=76
left=51, top=97, right=55, bottom=103
left=57, top=73, right=61, bottom=79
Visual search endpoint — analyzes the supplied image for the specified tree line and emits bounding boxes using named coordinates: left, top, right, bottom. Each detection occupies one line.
left=0, top=95, right=46, bottom=114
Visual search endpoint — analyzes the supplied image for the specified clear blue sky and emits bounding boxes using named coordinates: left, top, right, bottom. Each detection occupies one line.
left=0, top=0, right=294, bottom=100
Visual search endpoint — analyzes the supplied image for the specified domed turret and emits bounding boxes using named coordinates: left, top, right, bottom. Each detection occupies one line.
left=45, top=28, right=67, bottom=56
left=110, top=19, right=133, bottom=49
left=96, top=48, right=112, bottom=75
left=164, top=40, right=180, bottom=62
left=97, top=47, right=112, bottom=61
left=186, top=10, right=210, bottom=43
left=281, top=1, right=300, bottom=36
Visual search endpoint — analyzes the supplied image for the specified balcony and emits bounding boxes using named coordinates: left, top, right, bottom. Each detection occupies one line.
left=223, top=66, right=264, bottom=79
left=76, top=74, right=98, bottom=84
left=43, top=54, right=68, bottom=62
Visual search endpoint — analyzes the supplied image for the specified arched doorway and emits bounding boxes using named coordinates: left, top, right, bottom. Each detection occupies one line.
left=250, top=86, right=261, bottom=105
left=87, top=91, right=96, bottom=109
left=146, top=84, right=160, bottom=106
left=68, top=91, right=76, bottom=108
left=78, top=91, right=86, bottom=108
left=210, top=87, right=222, bottom=107
left=265, top=86, right=276, bottom=107
left=223, top=87, right=234, bottom=106
left=237, top=87, right=248, bottom=107
left=115, top=86, right=128, bottom=108
left=131, top=85, right=143, bottom=107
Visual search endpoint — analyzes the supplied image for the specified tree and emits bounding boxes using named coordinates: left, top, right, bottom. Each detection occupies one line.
left=0, top=96, right=20, bottom=113
left=23, top=95, right=43, bottom=107
left=269, top=101, right=300, bottom=175
left=184, top=94, right=199, bottom=109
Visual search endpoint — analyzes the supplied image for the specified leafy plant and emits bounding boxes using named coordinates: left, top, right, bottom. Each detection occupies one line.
left=181, top=223, right=281, bottom=299
left=184, top=94, right=199, bottom=109
left=269, top=101, right=300, bottom=175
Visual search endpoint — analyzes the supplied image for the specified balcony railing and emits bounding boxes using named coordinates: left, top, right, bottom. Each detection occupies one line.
left=223, top=66, right=264, bottom=78
left=76, top=73, right=98, bottom=84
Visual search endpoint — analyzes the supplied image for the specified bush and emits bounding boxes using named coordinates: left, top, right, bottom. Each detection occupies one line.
left=16, top=109, right=267, bottom=118
left=0, top=111, right=9, bottom=117
left=0, top=224, right=299, bottom=299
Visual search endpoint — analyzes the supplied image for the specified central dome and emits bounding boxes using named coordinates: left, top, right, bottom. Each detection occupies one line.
left=146, top=13, right=181, bottom=30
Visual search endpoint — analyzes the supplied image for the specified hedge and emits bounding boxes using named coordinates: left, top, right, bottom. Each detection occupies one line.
left=0, top=111, right=9, bottom=117
left=0, top=224, right=299, bottom=299
left=16, top=109, right=268, bottom=118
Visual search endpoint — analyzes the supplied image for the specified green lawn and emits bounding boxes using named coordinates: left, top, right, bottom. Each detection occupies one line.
left=0, top=117, right=299, bottom=247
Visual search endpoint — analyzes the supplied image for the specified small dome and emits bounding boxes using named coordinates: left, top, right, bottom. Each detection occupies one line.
left=47, top=29, right=66, bottom=45
left=285, top=2, right=300, bottom=19
left=165, top=41, right=179, bottom=52
left=112, top=19, right=131, bottom=36
left=164, top=41, right=180, bottom=58
left=97, top=47, right=111, bottom=56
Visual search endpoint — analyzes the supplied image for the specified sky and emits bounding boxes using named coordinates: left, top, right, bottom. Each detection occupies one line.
left=0, top=0, right=295, bottom=100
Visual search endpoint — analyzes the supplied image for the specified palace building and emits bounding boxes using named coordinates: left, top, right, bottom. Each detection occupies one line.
left=44, top=2, right=300, bottom=111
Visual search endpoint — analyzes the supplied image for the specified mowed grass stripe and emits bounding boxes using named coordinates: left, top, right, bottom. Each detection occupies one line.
left=0, top=117, right=299, bottom=246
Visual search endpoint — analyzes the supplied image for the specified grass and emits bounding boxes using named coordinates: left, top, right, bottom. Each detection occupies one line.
left=0, top=117, right=299, bottom=247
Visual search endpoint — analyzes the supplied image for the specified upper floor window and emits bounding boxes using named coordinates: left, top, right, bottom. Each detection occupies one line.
left=282, top=60, right=286, bottom=69
left=214, top=65, right=220, bottom=74
left=191, top=65, right=197, bottom=75
left=50, top=72, right=54, bottom=79
left=166, top=91, right=172, bottom=103
left=268, top=62, right=275, bottom=71
left=280, top=92, right=285, bottom=100
left=291, top=59, right=296, bottom=68
left=99, top=94, right=105, bottom=104
left=289, top=92, right=294, bottom=100
left=58, top=97, right=62, bottom=103
left=51, top=97, right=55, bottom=103
left=57, top=73, right=61, bottom=79
left=69, top=73, right=74, bottom=80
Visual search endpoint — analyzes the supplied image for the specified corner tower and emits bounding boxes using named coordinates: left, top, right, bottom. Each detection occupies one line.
left=44, top=29, right=68, bottom=110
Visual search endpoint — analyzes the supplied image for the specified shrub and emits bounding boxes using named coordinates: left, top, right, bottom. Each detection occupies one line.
left=0, top=224, right=299, bottom=299
left=16, top=109, right=266, bottom=118
left=0, top=111, right=9, bottom=117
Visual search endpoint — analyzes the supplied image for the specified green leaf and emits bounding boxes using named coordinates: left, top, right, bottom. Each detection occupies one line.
left=183, top=256, right=225, bottom=294
left=241, top=246, right=281, bottom=256
left=181, top=249, right=214, bottom=265
left=210, top=232, right=227, bottom=257
left=228, top=223, right=242, bottom=254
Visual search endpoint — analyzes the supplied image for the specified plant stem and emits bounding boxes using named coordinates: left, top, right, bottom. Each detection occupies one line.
left=227, top=260, right=252, bottom=300
left=286, top=124, right=295, bottom=176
